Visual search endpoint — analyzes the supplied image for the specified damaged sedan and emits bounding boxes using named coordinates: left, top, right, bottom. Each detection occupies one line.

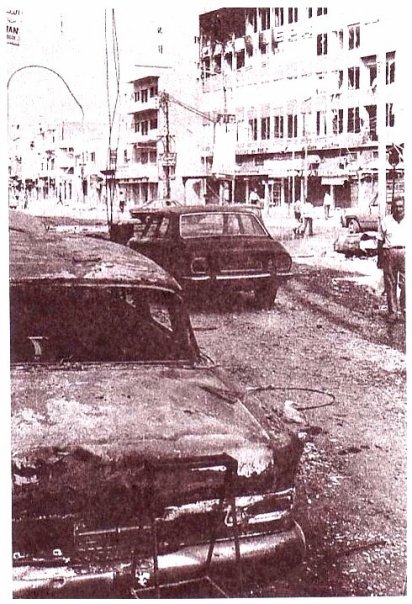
left=10, top=211, right=305, bottom=598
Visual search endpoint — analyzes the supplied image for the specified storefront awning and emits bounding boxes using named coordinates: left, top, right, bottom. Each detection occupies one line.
left=321, top=176, right=347, bottom=185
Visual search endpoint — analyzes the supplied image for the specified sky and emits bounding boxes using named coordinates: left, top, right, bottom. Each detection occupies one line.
left=4, top=1, right=225, bottom=128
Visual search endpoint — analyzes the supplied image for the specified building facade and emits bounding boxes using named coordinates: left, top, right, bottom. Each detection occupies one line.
left=198, top=6, right=405, bottom=210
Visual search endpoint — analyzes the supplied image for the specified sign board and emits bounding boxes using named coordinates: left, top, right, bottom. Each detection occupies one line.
left=160, top=153, right=176, bottom=167
left=7, top=9, right=22, bottom=46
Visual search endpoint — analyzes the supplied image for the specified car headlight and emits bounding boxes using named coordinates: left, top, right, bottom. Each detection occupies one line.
left=191, top=257, right=208, bottom=274
left=268, top=253, right=292, bottom=273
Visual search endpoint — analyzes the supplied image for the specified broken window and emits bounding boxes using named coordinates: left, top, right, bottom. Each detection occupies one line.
left=386, top=52, right=395, bottom=84
left=347, top=107, right=361, bottom=133
left=348, top=24, right=360, bottom=50
left=317, top=33, right=328, bottom=55
left=274, top=7, right=284, bottom=27
left=236, top=49, right=245, bottom=69
left=261, top=116, right=270, bottom=140
left=274, top=115, right=284, bottom=138
left=288, top=7, right=298, bottom=23
left=348, top=66, right=360, bottom=89
left=332, top=109, right=344, bottom=134
left=386, top=103, right=395, bottom=127
left=249, top=118, right=258, bottom=141
left=287, top=114, right=298, bottom=138
left=10, top=285, right=190, bottom=363
left=259, top=8, right=270, bottom=30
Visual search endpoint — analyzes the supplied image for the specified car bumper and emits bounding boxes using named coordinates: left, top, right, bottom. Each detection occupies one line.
left=13, top=522, right=305, bottom=598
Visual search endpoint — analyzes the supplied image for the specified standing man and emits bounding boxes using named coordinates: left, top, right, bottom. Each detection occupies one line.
left=249, top=188, right=260, bottom=206
left=302, top=199, right=314, bottom=236
left=323, top=188, right=332, bottom=219
left=377, top=196, right=406, bottom=322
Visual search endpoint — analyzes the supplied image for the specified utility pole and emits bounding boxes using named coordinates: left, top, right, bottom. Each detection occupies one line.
left=159, top=91, right=175, bottom=200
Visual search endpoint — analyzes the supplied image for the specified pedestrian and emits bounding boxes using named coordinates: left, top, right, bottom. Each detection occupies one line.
left=119, top=190, right=125, bottom=213
left=302, top=200, right=314, bottom=236
left=249, top=188, right=260, bottom=206
left=377, top=196, right=406, bottom=322
left=292, top=198, right=303, bottom=237
left=323, top=188, right=332, bottom=219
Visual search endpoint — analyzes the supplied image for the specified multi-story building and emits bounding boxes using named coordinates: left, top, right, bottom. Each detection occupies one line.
left=115, top=11, right=205, bottom=206
left=198, top=5, right=405, bottom=210
left=8, top=121, right=108, bottom=206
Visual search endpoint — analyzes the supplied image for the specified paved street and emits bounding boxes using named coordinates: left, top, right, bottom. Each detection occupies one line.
left=188, top=252, right=406, bottom=596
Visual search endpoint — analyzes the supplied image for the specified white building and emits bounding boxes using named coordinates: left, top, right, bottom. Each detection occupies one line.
left=198, top=5, right=405, bottom=211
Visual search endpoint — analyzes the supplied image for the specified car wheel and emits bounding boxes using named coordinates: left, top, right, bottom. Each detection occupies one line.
left=255, top=285, right=278, bottom=309
left=348, top=219, right=361, bottom=234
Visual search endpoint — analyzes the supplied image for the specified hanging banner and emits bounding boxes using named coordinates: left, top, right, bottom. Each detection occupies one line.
left=6, top=9, right=22, bottom=45
left=211, top=114, right=237, bottom=178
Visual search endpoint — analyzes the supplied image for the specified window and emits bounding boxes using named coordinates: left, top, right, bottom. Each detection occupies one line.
left=259, top=8, right=270, bottom=30
left=123, top=149, right=128, bottom=163
left=134, top=121, right=140, bottom=133
left=202, top=57, right=211, bottom=78
left=332, top=109, right=344, bottom=134
left=274, top=115, right=284, bottom=138
left=316, top=111, right=327, bottom=135
left=261, top=116, right=270, bottom=140
left=225, top=52, right=233, bottom=69
left=386, top=53, right=395, bottom=84
left=317, top=7, right=327, bottom=16
left=141, top=89, right=148, bottom=103
left=149, top=150, right=157, bottom=163
left=90, top=152, right=95, bottom=162
left=150, top=117, right=158, bottom=130
left=141, top=121, right=148, bottom=136
left=348, top=66, right=360, bottom=89
left=236, top=49, right=245, bottom=69
left=149, top=85, right=158, bottom=97
left=308, top=7, right=313, bottom=18
left=347, top=107, right=361, bottom=133
left=249, top=118, right=258, bottom=141
left=274, top=8, right=284, bottom=26
left=214, top=54, right=222, bottom=73
left=134, top=91, right=140, bottom=102
left=338, top=70, right=344, bottom=88
left=348, top=24, right=360, bottom=50
left=386, top=103, right=395, bottom=127
left=288, top=7, right=298, bottom=23
left=317, top=33, right=328, bottom=55
left=287, top=114, right=298, bottom=138
left=158, top=45, right=163, bottom=54
left=247, top=9, right=257, bottom=32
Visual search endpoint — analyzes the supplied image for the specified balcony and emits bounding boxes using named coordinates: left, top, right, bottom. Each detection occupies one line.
left=126, top=95, right=159, bottom=115
left=128, top=128, right=159, bottom=146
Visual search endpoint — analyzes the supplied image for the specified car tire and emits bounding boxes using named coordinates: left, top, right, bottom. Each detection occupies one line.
left=255, top=285, right=278, bottom=309
left=348, top=219, right=361, bottom=234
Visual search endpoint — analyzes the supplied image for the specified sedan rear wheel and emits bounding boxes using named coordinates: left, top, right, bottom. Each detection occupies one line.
left=255, top=285, right=278, bottom=310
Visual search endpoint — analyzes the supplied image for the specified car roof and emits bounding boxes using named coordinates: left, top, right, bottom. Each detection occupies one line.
left=129, top=204, right=261, bottom=216
left=9, top=210, right=180, bottom=291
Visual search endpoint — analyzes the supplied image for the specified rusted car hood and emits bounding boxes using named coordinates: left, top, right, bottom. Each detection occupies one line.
left=12, top=363, right=294, bottom=481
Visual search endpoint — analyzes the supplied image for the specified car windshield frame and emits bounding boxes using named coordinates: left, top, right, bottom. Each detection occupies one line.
left=10, top=282, right=197, bottom=365
left=179, top=211, right=267, bottom=239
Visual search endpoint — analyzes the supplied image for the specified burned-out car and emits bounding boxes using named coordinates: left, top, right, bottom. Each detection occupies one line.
left=10, top=211, right=305, bottom=598
left=110, top=205, right=293, bottom=308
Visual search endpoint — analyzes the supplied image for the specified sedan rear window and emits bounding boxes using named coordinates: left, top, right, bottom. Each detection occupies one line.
left=180, top=212, right=267, bottom=238
left=10, top=285, right=192, bottom=364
